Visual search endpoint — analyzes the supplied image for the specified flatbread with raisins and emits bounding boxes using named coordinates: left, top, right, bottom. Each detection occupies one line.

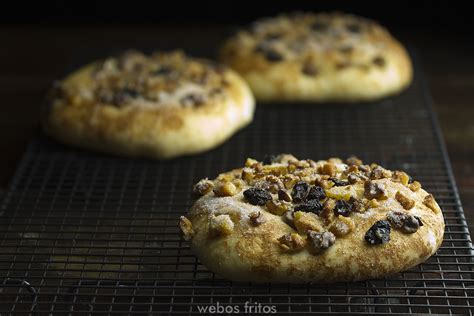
left=42, top=50, right=255, bottom=159
left=180, top=155, right=444, bottom=283
left=220, top=12, right=412, bottom=102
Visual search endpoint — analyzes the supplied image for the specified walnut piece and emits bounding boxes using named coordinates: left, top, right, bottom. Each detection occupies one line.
left=321, top=163, right=337, bottom=177
left=329, top=215, right=355, bottom=237
left=370, top=166, right=392, bottom=180
left=277, top=233, right=306, bottom=252
left=423, top=194, right=440, bottom=214
left=209, top=214, right=234, bottom=236
left=213, top=181, right=239, bottom=197
left=179, top=216, right=194, bottom=241
left=364, top=181, right=388, bottom=200
left=192, top=178, right=214, bottom=197
left=266, top=199, right=291, bottom=216
left=395, top=191, right=415, bottom=210
left=346, top=156, right=362, bottom=166
left=307, top=231, right=336, bottom=254
left=249, top=211, right=265, bottom=226
left=392, top=171, right=410, bottom=186
left=293, top=211, right=323, bottom=234
left=408, top=181, right=421, bottom=192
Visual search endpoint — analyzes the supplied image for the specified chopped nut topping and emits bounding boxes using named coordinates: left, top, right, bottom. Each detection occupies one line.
left=346, top=156, right=363, bottom=166
left=387, top=210, right=423, bottom=234
left=320, top=199, right=336, bottom=225
left=249, top=211, right=265, bottom=226
left=264, top=175, right=284, bottom=193
left=213, top=181, right=239, bottom=197
left=282, top=210, right=295, bottom=228
left=321, top=163, right=337, bottom=177
left=266, top=199, right=291, bottom=216
left=307, top=231, right=336, bottom=253
left=241, top=167, right=254, bottom=183
left=278, top=189, right=292, bottom=202
left=283, top=174, right=299, bottom=189
left=348, top=172, right=368, bottom=184
left=408, top=181, right=421, bottom=192
left=277, top=233, right=306, bottom=252
left=209, top=214, right=234, bottom=237
left=364, top=181, right=388, bottom=200
left=395, top=191, right=415, bottom=210
left=392, top=171, right=410, bottom=186
left=179, top=216, right=194, bottom=241
left=192, top=178, right=214, bottom=197
left=366, top=198, right=380, bottom=209
left=423, top=194, right=440, bottom=213
left=294, top=211, right=323, bottom=234
left=370, top=166, right=392, bottom=180
left=329, top=216, right=355, bottom=237
left=245, top=158, right=259, bottom=167
left=349, top=197, right=365, bottom=213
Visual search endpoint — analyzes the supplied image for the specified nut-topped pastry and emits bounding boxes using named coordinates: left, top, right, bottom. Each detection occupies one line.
left=180, top=155, right=444, bottom=283
left=42, top=50, right=255, bottom=159
left=220, top=12, right=413, bottom=102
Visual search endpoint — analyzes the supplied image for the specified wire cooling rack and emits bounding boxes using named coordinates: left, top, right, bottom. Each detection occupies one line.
left=0, top=56, right=473, bottom=315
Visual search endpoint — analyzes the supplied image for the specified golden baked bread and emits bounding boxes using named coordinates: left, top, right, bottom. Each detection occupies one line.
left=180, top=155, right=444, bottom=283
left=220, top=12, right=412, bottom=102
left=42, top=50, right=255, bottom=159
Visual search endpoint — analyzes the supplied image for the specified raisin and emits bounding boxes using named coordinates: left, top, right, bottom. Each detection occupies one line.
left=334, top=199, right=351, bottom=217
left=292, top=181, right=310, bottom=203
left=243, top=187, right=272, bottom=206
left=346, top=23, right=361, bottom=33
left=365, top=220, right=391, bottom=245
left=339, top=45, right=353, bottom=54
left=311, top=21, right=328, bottom=32
left=294, top=199, right=323, bottom=215
left=262, top=155, right=277, bottom=165
left=307, top=186, right=326, bottom=200
left=264, top=32, right=282, bottom=40
left=372, top=56, right=386, bottom=67
left=112, top=88, right=139, bottom=106
left=330, top=178, right=349, bottom=187
left=414, top=216, right=423, bottom=226
left=263, top=49, right=283, bottom=62
left=180, top=94, right=205, bottom=107
left=302, top=63, right=318, bottom=76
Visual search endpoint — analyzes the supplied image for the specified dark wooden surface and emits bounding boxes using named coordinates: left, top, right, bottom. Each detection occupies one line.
left=1, top=25, right=473, bottom=233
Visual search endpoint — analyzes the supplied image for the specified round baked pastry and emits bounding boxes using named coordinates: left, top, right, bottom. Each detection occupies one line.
left=220, top=12, right=413, bottom=102
left=180, top=155, right=444, bottom=283
left=42, top=50, right=255, bottom=159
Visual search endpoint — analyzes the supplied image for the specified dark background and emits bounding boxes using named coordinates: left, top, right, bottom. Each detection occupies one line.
left=1, top=0, right=473, bottom=231
left=1, top=1, right=473, bottom=30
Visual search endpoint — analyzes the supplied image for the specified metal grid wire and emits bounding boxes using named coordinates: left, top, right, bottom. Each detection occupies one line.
left=1, top=59, right=473, bottom=315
